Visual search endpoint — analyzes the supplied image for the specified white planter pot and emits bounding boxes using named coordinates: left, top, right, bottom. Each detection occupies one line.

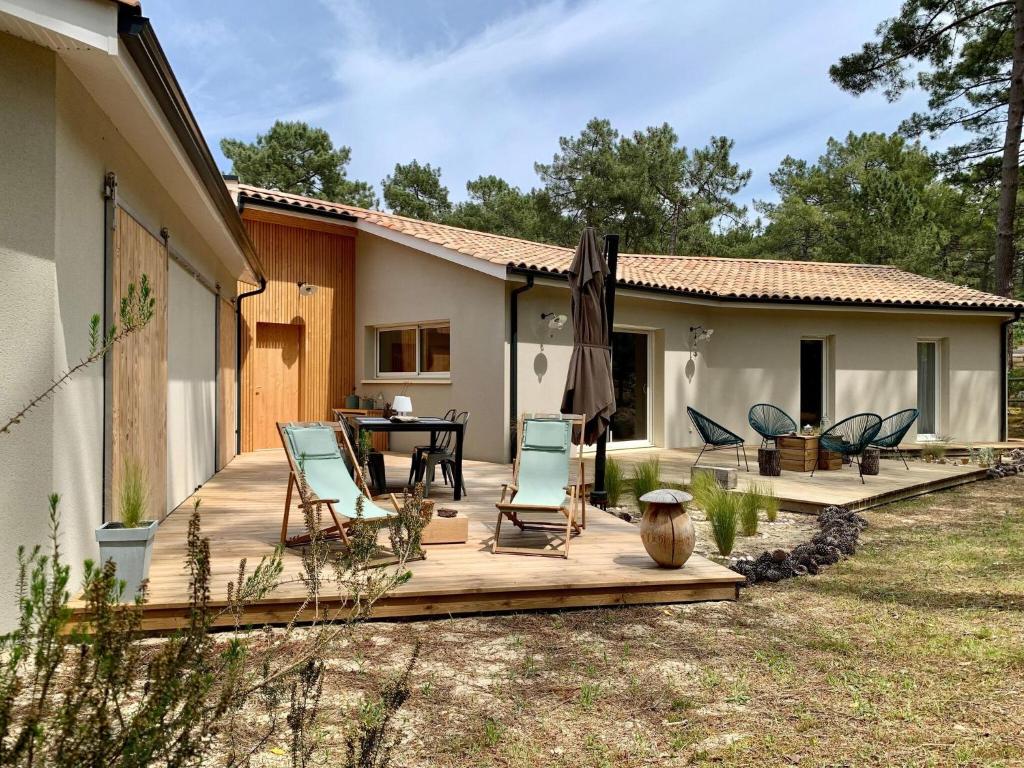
left=95, top=520, right=158, bottom=602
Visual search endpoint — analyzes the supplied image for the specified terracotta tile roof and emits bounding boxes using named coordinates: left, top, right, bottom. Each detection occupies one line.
left=234, top=185, right=1024, bottom=312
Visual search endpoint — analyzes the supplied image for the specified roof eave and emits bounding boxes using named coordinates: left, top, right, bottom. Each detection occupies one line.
left=506, top=266, right=1024, bottom=315
left=117, top=5, right=265, bottom=283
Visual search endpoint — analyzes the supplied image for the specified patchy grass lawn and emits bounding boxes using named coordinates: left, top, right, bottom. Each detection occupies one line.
left=290, top=477, right=1024, bottom=767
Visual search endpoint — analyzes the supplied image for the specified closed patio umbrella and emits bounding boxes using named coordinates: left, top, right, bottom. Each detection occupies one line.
left=560, top=227, right=616, bottom=445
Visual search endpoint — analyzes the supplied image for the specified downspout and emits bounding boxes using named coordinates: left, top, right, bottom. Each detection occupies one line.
left=235, top=277, right=267, bottom=454
left=1000, top=310, right=1021, bottom=441
left=509, top=274, right=535, bottom=461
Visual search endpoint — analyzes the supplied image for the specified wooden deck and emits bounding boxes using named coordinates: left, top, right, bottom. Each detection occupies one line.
left=126, top=451, right=744, bottom=630
left=592, top=447, right=989, bottom=514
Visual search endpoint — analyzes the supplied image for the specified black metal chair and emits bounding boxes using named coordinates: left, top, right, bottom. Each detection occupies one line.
left=811, top=413, right=883, bottom=483
left=687, top=406, right=749, bottom=471
left=871, top=408, right=919, bottom=470
left=408, top=408, right=457, bottom=486
left=747, top=403, right=798, bottom=448
left=415, top=411, right=470, bottom=497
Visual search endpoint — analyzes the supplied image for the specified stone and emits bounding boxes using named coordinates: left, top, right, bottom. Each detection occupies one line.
left=690, top=465, right=738, bottom=489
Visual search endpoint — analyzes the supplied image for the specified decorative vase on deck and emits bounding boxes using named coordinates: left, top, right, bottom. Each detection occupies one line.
left=638, top=489, right=695, bottom=569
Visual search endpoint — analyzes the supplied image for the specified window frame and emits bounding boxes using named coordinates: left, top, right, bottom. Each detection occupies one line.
left=374, top=321, right=451, bottom=379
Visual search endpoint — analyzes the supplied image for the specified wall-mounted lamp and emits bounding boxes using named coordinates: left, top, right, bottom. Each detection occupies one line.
left=689, top=325, right=714, bottom=358
left=541, top=312, right=568, bottom=331
left=297, top=281, right=318, bottom=296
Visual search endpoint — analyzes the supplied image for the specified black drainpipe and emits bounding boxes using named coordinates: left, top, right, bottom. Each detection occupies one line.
left=1000, top=310, right=1021, bottom=441
left=509, top=274, right=535, bottom=461
left=235, top=277, right=267, bottom=453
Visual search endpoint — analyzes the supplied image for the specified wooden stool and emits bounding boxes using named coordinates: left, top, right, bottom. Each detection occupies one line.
left=861, top=448, right=880, bottom=476
left=758, top=448, right=781, bottom=476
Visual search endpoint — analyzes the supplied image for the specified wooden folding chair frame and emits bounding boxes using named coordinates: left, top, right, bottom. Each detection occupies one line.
left=278, top=421, right=399, bottom=548
left=493, top=413, right=586, bottom=559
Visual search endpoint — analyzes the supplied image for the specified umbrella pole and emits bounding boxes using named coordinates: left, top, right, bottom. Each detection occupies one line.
left=589, top=233, right=619, bottom=510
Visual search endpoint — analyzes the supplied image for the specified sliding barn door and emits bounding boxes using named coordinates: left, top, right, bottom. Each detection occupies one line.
left=166, top=259, right=217, bottom=512
left=110, top=207, right=168, bottom=522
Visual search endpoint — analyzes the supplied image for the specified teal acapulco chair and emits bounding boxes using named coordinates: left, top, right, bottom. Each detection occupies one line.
left=870, top=408, right=919, bottom=470
left=277, top=422, right=397, bottom=547
left=747, top=403, right=798, bottom=448
left=493, top=414, right=585, bottom=558
left=687, top=406, right=749, bottom=471
left=810, top=413, right=883, bottom=484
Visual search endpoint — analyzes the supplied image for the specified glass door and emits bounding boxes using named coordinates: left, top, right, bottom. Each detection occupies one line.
left=917, top=341, right=938, bottom=438
left=610, top=331, right=650, bottom=446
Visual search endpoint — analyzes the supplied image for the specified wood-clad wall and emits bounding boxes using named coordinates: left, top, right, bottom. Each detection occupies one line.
left=217, top=296, right=237, bottom=470
left=239, top=213, right=356, bottom=452
left=111, top=207, right=168, bottom=521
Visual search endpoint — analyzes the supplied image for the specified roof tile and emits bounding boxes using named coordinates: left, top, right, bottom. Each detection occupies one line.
left=235, top=185, right=1024, bottom=311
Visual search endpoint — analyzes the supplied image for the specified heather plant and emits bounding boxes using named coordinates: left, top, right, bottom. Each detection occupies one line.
left=630, top=458, right=662, bottom=509
left=604, top=458, right=624, bottom=507
left=1, top=275, right=155, bottom=436
left=0, top=278, right=421, bottom=766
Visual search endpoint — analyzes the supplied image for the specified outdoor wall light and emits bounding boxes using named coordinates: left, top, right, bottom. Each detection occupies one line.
left=541, top=312, right=568, bottom=331
left=297, top=281, right=317, bottom=296
left=689, top=325, right=714, bottom=358
left=690, top=325, right=714, bottom=343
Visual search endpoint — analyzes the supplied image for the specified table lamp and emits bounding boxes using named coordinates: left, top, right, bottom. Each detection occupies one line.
left=392, top=395, right=413, bottom=416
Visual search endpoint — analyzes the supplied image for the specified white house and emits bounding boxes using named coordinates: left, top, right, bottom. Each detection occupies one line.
left=229, top=184, right=1023, bottom=464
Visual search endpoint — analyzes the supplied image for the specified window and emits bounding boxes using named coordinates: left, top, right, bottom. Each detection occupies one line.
left=376, top=323, right=450, bottom=377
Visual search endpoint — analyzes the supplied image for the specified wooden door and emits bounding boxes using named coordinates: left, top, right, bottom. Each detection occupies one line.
left=253, top=322, right=301, bottom=449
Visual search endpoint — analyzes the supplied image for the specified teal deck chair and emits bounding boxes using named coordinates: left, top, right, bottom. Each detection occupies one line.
left=494, top=414, right=585, bottom=558
left=278, top=422, right=397, bottom=547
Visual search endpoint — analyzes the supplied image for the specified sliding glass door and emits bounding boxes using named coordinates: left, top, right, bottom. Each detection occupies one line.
left=917, top=341, right=938, bottom=438
left=800, top=339, right=826, bottom=428
left=610, top=331, right=650, bottom=446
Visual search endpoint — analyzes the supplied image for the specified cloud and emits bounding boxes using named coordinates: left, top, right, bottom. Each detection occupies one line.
left=149, top=0, right=934, bottom=207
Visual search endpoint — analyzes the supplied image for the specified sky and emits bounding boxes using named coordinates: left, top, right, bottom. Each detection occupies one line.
left=147, top=0, right=934, bottom=210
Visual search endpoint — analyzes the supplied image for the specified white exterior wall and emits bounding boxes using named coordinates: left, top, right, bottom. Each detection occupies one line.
left=0, top=31, right=240, bottom=628
left=515, top=280, right=1007, bottom=449
left=353, top=233, right=509, bottom=462
left=167, top=260, right=217, bottom=512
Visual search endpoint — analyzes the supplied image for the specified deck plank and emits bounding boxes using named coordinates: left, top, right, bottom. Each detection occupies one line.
left=78, top=444, right=986, bottom=630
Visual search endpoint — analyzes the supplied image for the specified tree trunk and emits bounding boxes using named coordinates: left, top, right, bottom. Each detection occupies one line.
left=996, top=0, right=1024, bottom=298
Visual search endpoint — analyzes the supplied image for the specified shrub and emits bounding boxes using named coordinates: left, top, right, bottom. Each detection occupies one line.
left=761, top=483, right=780, bottom=522
left=739, top=488, right=760, bottom=537
left=688, top=470, right=719, bottom=511
left=118, top=458, right=148, bottom=528
left=630, top=458, right=662, bottom=509
left=700, top=483, right=741, bottom=557
left=605, top=458, right=624, bottom=507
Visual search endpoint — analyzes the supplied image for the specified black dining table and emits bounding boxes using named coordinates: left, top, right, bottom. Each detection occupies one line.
left=346, top=415, right=465, bottom=500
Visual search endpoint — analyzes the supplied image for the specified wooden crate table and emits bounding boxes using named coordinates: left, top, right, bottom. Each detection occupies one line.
left=421, top=506, right=469, bottom=544
left=817, top=449, right=842, bottom=471
left=777, top=434, right=818, bottom=472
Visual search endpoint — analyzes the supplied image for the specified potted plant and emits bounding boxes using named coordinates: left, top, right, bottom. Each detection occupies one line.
left=95, top=459, right=158, bottom=602
left=345, top=388, right=360, bottom=409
